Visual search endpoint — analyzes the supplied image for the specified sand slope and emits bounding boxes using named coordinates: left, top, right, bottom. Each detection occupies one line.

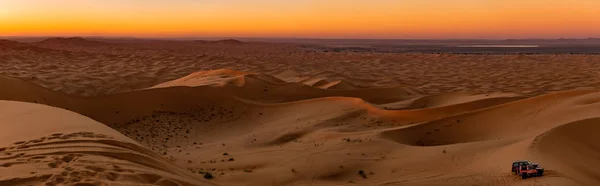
left=531, top=118, right=600, bottom=185
left=0, top=101, right=215, bottom=186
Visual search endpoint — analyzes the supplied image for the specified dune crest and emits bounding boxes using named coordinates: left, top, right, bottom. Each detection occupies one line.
left=151, top=69, right=252, bottom=88
left=151, top=69, right=366, bottom=91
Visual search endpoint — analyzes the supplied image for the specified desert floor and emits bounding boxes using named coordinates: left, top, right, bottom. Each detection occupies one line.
left=0, top=38, right=599, bottom=186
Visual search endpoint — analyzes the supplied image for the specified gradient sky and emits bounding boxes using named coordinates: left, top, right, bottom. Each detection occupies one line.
left=1, top=0, right=599, bottom=39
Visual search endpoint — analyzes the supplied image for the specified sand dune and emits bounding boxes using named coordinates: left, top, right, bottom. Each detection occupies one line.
left=151, top=69, right=362, bottom=91
left=1, top=70, right=599, bottom=185
left=0, top=39, right=22, bottom=48
left=378, top=92, right=524, bottom=110
left=2, top=39, right=600, bottom=96
left=531, top=118, right=600, bottom=185
left=1, top=38, right=600, bottom=185
left=150, top=69, right=252, bottom=88
left=0, top=101, right=215, bottom=186
left=381, top=90, right=594, bottom=146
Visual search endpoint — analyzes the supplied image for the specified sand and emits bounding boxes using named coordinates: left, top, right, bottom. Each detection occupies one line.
left=1, top=38, right=600, bottom=185
left=0, top=101, right=215, bottom=186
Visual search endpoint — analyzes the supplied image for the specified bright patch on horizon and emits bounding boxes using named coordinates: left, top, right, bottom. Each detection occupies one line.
left=458, top=45, right=540, bottom=48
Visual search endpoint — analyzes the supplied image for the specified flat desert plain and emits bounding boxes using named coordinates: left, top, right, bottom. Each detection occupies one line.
left=1, top=38, right=600, bottom=186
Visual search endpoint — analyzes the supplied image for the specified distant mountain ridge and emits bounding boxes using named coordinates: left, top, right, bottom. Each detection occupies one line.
left=194, top=39, right=246, bottom=44
left=3, top=36, right=600, bottom=45
left=36, top=37, right=107, bottom=46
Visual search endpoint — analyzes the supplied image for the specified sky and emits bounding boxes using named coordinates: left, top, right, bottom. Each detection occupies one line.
left=1, top=0, right=599, bottom=39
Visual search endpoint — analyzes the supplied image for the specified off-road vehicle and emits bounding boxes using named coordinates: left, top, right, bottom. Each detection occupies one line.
left=516, top=163, right=544, bottom=179
left=511, top=160, right=530, bottom=173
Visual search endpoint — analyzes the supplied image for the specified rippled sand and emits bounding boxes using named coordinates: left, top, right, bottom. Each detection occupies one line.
left=0, top=38, right=599, bottom=186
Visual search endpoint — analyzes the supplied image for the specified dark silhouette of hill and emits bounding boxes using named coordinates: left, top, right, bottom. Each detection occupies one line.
left=194, top=39, right=246, bottom=44
left=36, top=37, right=108, bottom=47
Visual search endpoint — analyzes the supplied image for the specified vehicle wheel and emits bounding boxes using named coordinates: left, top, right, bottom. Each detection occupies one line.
left=538, top=171, right=544, bottom=176
left=521, top=174, right=527, bottom=179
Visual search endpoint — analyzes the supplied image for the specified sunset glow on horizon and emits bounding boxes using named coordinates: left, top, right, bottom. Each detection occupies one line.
left=1, top=0, right=600, bottom=39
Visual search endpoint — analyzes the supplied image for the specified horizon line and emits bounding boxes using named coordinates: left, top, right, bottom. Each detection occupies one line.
left=1, top=35, right=599, bottom=41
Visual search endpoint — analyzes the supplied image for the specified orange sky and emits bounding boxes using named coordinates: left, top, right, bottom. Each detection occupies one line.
left=1, top=0, right=599, bottom=39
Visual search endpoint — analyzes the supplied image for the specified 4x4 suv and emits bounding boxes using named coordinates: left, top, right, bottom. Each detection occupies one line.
left=516, top=163, right=544, bottom=179
left=511, top=160, right=530, bottom=173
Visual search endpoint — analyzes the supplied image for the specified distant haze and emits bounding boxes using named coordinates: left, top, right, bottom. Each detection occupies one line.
left=1, top=0, right=600, bottom=39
